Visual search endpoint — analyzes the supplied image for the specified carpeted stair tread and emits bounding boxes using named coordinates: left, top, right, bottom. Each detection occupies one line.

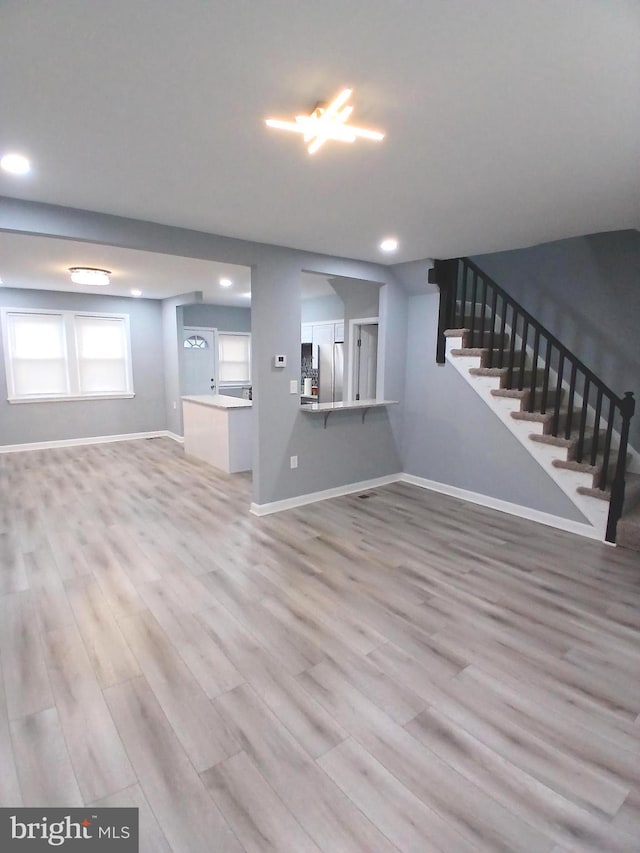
left=576, top=485, right=611, bottom=502
left=452, top=348, right=525, bottom=369
left=575, top=472, right=639, bottom=506
left=553, top=457, right=623, bottom=490
left=450, top=347, right=489, bottom=357
left=444, top=328, right=470, bottom=338
left=511, top=409, right=566, bottom=433
left=553, top=457, right=601, bottom=476
left=512, top=409, right=561, bottom=423
left=529, top=430, right=609, bottom=461
left=469, top=366, right=509, bottom=377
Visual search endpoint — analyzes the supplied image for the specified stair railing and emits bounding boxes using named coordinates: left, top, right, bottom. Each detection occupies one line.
left=430, top=257, right=636, bottom=543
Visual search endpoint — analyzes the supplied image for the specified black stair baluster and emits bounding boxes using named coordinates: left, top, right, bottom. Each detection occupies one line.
left=576, top=377, right=591, bottom=462
left=529, top=329, right=540, bottom=412
left=517, top=319, right=529, bottom=390
left=590, top=388, right=603, bottom=466
left=498, top=294, right=507, bottom=368
left=470, top=271, right=478, bottom=344
left=459, top=262, right=468, bottom=328
left=552, top=353, right=564, bottom=435
left=600, top=398, right=615, bottom=490
left=479, top=276, right=487, bottom=344
left=488, top=285, right=498, bottom=368
left=540, top=339, right=552, bottom=414
left=507, top=308, right=518, bottom=388
left=564, top=362, right=578, bottom=440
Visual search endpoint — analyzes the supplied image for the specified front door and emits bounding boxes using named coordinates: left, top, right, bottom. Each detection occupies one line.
left=182, top=327, right=216, bottom=395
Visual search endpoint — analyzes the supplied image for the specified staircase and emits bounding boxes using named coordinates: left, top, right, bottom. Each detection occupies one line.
left=431, top=258, right=639, bottom=546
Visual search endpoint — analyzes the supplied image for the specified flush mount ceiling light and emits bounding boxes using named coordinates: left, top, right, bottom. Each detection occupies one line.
left=1, top=152, right=31, bottom=175
left=379, top=237, right=399, bottom=252
left=265, top=88, right=384, bottom=155
left=219, top=278, right=233, bottom=287
left=69, top=267, right=111, bottom=286
left=130, top=289, right=142, bottom=297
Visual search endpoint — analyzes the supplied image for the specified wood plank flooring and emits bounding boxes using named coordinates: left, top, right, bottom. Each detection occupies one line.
left=1, top=437, right=639, bottom=852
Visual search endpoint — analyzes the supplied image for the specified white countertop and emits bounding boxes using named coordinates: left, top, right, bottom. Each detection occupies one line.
left=300, top=399, right=397, bottom=412
left=182, top=394, right=252, bottom=410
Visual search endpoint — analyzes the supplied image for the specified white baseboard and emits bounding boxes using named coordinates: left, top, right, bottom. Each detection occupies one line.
left=251, top=471, right=604, bottom=540
left=0, top=428, right=606, bottom=542
left=0, top=430, right=173, bottom=453
left=250, top=474, right=400, bottom=516
left=399, top=472, right=604, bottom=541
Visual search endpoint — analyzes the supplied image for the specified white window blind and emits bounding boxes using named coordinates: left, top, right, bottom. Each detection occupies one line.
left=218, top=333, right=251, bottom=384
left=75, top=315, right=129, bottom=395
left=1, top=309, right=134, bottom=402
left=5, top=312, right=69, bottom=398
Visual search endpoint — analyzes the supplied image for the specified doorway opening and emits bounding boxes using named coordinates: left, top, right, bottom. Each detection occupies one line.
left=349, top=319, right=379, bottom=401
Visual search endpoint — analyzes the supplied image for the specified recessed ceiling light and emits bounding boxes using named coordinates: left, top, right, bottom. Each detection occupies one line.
left=1, top=152, right=31, bottom=175
left=379, top=237, right=399, bottom=253
left=266, top=87, right=384, bottom=155
left=69, top=267, right=111, bottom=286
left=131, top=289, right=142, bottom=297
left=219, top=278, right=233, bottom=287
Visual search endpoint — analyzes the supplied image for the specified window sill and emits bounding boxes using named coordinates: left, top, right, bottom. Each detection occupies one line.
left=7, top=394, right=136, bottom=404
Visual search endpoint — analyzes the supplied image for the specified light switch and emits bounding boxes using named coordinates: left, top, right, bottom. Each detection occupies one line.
left=274, top=354, right=287, bottom=367
left=290, top=455, right=298, bottom=469
left=289, top=379, right=298, bottom=394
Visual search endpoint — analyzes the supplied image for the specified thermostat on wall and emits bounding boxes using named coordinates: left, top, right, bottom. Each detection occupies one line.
left=274, top=354, right=287, bottom=367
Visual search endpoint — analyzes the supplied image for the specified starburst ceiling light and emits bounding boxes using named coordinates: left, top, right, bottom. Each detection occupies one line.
left=265, top=88, right=384, bottom=155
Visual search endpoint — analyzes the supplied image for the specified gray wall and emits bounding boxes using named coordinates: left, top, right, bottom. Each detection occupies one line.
left=472, top=230, right=640, bottom=449
left=401, top=289, right=587, bottom=523
left=1, top=197, right=405, bottom=505
left=301, top=294, right=344, bottom=324
left=0, top=288, right=166, bottom=445
left=182, top=303, right=251, bottom=332
left=252, top=259, right=403, bottom=504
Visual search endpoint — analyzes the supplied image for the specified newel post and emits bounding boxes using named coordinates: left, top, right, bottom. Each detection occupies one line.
left=430, top=259, right=458, bottom=364
left=605, top=391, right=635, bottom=543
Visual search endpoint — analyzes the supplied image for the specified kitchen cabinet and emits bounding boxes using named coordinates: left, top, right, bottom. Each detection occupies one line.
left=301, top=323, right=313, bottom=344
left=334, top=321, right=344, bottom=343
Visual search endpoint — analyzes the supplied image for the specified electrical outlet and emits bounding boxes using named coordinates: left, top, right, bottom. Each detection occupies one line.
left=290, top=455, right=298, bottom=469
left=289, top=379, right=298, bottom=395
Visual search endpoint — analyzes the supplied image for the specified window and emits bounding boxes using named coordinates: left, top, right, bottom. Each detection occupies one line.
left=217, top=332, right=251, bottom=385
left=183, top=334, right=208, bottom=349
left=1, top=309, right=134, bottom=402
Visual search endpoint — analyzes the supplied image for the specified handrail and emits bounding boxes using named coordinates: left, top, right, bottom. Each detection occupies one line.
left=462, top=259, right=624, bottom=404
left=432, top=257, right=635, bottom=543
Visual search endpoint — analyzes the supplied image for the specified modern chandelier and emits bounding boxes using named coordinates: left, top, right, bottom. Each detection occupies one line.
left=265, top=88, right=384, bottom=155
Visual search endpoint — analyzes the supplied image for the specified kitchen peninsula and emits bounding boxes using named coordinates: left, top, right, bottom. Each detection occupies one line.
left=182, top=394, right=252, bottom=473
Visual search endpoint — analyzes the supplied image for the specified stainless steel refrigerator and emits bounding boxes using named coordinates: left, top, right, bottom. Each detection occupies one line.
left=318, top=342, right=344, bottom=404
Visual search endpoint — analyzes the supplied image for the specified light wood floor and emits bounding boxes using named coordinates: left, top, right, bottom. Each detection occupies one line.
left=1, top=437, right=639, bottom=852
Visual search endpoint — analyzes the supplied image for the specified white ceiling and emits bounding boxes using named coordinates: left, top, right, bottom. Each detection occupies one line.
left=0, top=0, right=638, bottom=265
left=0, top=233, right=251, bottom=303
